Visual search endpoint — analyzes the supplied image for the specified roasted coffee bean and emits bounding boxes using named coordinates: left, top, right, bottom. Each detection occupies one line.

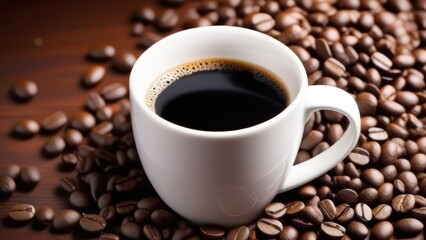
left=138, top=31, right=163, bottom=48
left=79, top=214, right=106, bottom=233
left=112, top=52, right=136, bottom=72
left=286, top=201, right=305, bottom=215
left=60, top=177, right=77, bottom=193
left=335, top=188, right=358, bottom=205
left=99, top=233, right=120, bottom=240
left=101, top=83, right=127, bottom=102
left=367, top=127, right=388, bottom=141
left=394, top=179, right=406, bottom=193
left=278, top=225, right=298, bottom=240
left=41, top=111, right=67, bottom=132
left=398, top=171, right=418, bottom=194
left=95, top=107, right=113, bottom=122
left=0, top=163, right=20, bottom=179
left=115, top=176, right=138, bottom=192
left=412, top=207, right=426, bottom=220
left=143, top=224, right=162, bottom=240
left=97, top=193, right=112, bottom=209
left=200, top=225, right=225, bottom=239
left=347, top=221, right=368, bottom=239
left=380, top=141, right=398, bottom=165
left=70, top=111, right=96, bottom=132
left=131, top=22, right=144, bottom=36
left=63, top=129, right=83, bottom=148
left=320, top=222, right=345, bottom=239
left=371, top=221, right=394, bottom=240
left=297, top=185, right=317, bottom=199
left=86, top=92, right=106, bottom=112
left=99, top=206, right=116, bottom=221
left=347, top=147, right=370, bottom=166
left=82, top=65, right=106, bottom=87
left=157, top=9, right=179, bottom=30
left=87, top=45, right=116, bottom=61
left=172, top=227, right=195, bottom=240
left=244, top=13, right=275, bottom=32
left=52, top=209, right=81, bottom=232
left=34, top=207, right=55, bottom=226
left=300, top=130, right=323, bottom=150
left=12, top=119, right=40, bottom=137
left=395, top=218, right=424, bottom=236
left=315, top=38, right=332, bottom=60
left=226, top=225, right=249, bottom=240
left=377, top=182, right=394, bottom=204
left=392, top=194, right=415, bottom=213
left=378, top=99, right=405, bottom=116
left=335, top=204, right=354, bottom=223
left=9, top=204, right=35, bottom=221
left=354, top=203, right=372, bottom=222
left=359, top=188, right=378, bottom=204
left=43, top=135, right=66, bottom=156
left=415, top=195, right=426, bottom=207
left=116, top=200, right=137, bottom=215
left=257, top=218, right=283, bottom=237
left=301, top=205, right=323, bottom=225
left=371, top=51, right=393, bottom=71
left=70, top=190, right=92, bottom=209
left=323, top=58, right=346, bottom=79
left=151, top=209, right=176, bottom=228
left=121, top=222, right=142, bottom=239
left=411, top=153, right=426, bottom=173
left=332, top=175, right=351, bottom=188
left=0, top=176, right=15, bottom=197
left=19, top=166, right=41, bottom=189
left=265, top=202, right=286, bottom=219
left=318, top=199, right=336, bottom=220
left=361, top=168, right=384, bottom=188
left=76, top=154, right=95, bottom=174
left=11, top=79, right=38, bottom=101
left=372, top=204, right=392, bottom=221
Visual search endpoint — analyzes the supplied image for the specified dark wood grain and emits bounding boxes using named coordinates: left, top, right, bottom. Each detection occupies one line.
left=0, top=1, right=157, bottom=239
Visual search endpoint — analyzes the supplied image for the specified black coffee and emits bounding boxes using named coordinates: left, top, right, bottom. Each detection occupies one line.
left=148, top=59, right=288, bottom=131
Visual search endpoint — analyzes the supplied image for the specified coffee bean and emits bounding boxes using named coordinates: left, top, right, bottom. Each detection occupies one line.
left=265, top=202, right=286, bottom=219
left=257, top=218, right=283, bottom=237
left=101, top=83, right=127, bottom=102
left=86, top=92, right=106, bottom=112
left=380, top=141, right=398, bottom=165
left=377, top=182, right=394, bottom=204
left=297, top=184, right=317, bottom=199
left=115, top=175, right=139, bottom=192
left=320, top=222, right=345, bottom=239
left=347, top=147, right=370, bottom=166
left=121, top=222, right=142, bottom=239
left=43, top=135, right=66, bottom=156
left=52, top=209, right=81, bottom=232
left=395, top=218, right=424, bottom=236
left=278, top=225, right=298, bottom=240
left=9, top=204, right=35, bottom=222
left=335, top=188, right=358, bottom=205
left=138, top=31, right=163, bottom=48
left=354, top=203, right=372, bottom=222
left=394, top=179, right=406, bottom=193
left=112, top=52, right=136, bottom=72
left=415, top=195, right=426, bottom=207
left=411, top=207, right=426, bottom=220
left=87, top=45, right=116, bottom=61
left=371, top=221, right=394, bottom=240
left=367, top=127, right=388, bottom=141
left=60, top=177, right=77, bottom=193
left=70, top=190, right=92, bottom=209
left=34, top=207, right=55, bottom=226
left=323, top=58, right=346, bottom=79
left=301, top=205, right=323, bottom=225
left=172, top=226, right=195, bottom=240
left=0, top=164, right=20, bottom=179
left=371, top=51, right=393, bottom=71
left=79, top=214, right=106, bottom=233
left=300, top=130, right=323, bottom=150
left=99, top=206, right=116, bottom=221
left=318, top=199, right=336, bottom=221
left=359, top=187, right=378, bottom=204
left=392, top=194, right=415, bottom=213
left=0, top=176, right=15, bottom=197
left=157, top=9, right=179, bottom=30
left=335, top=203, right=354, bottom=223
left=40, top=111, right=68, bottom=132
left=151, top=209, right=176, bottom=228
left=226, top=226, right=249, bottom=240
left=99, top=233, right=120, bottom=240
left=347, top=221, right=368, bottom=239
left=398, top=171, right=418, bottom=194
left=62, top=129, right=82, bottom=149
left=361, top=168, right=384, bottom=188
left=372, top=204, right=392, bottom=221
left=19, top=166, right=41, bottom=189
left=244, top=13, right=275, bottom=32
left=70, top=111, right=96, bottom=132
left=286, top=201, right=305, bottom=215
left=81, top=65, right=106, bottom=87
left=143, top=224, right=162, bottom=240
left=116, top=200, right=137, bottom=215
left=11, top=79, right=38, bottom=101
left=200, top=225, right=225, bottom=239
left=12, top=119, right=40, bottom=137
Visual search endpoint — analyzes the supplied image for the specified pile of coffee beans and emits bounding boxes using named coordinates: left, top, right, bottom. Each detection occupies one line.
left=4, top=0, right=426, bottom=239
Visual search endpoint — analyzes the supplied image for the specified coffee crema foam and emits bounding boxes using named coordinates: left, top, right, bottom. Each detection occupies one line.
left=146, top=58, right=287, bottom=111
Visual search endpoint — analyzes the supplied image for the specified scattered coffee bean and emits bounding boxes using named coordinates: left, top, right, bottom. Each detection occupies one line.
left=19, top=166, right=41, bottom=189
left=392, top=194, right=415, bottom=213
left=347, top=147, right=370, bottom=166
left=347, top=221, right=369, bottom=239
left=0, top=175, right=16, bottom=197
left=320, top=222, right=345, bottom=239
left=151, top=209, right=176, bottom=228
left=143, top=224, right=162, bottom=240
left=371, top=221, right=394, bottom=240
left=70, top=190, right=92, bottom=209
left=257, top=218, right=283, bottom=237
left=63, top=129, right=83, bottom=148
left=138, top=31, right=163, bottom=48
left=41, top=111, right=67, bottom=132
left=99, top=206, right=116, bottom=222
left=0, top=163, right=20, bottom=179
left=82, top=65, right=106, bottom=87
left=11, top=80, right=38, bottom=101
left=121, top=222, right=142, bottom=239
left=372, top=204, right=392, bottom=221
left=301, top=205, right=323, bottom=225
left=335, top=188, right=358, bottom=205
left=99, top=233, right=120, bottom=240
left=9, top=204, right=35, bottom=222
left=101, top=83, right=127, bottom=102
left=395, top=218, right=424, bottom=236
left=12, top=119, right=40, bottom=137
left=112, top=52, right=136, bottom=72
left=35, top=207, right=55, bottom=226
left=354, top=203, right=372, bottom=222
left=157, top=9, right=179, bottom=30
left=226, top=225, right=249, bottom=240
left=116, top=200, right=137, bottom=215
left=79, top=213, right=106, bottom=233
left=200, top=225, right=225, bottom=239
left=265, top=202, right=286, bottom=219
left=367, top=127, right=388, bottom=141
left=52, top=209, right=81, bottom=232
left=244, top=13, right=275, bottom=32
left=286, top=201, right=305, bottom=215
left=43, top=135, right=66, bottom=156
left=335, top=203, right=354, bottom=223
left=87, top=45, right=116, bottom=61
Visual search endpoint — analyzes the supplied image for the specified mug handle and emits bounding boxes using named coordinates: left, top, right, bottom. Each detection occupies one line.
left=280, top=85, right=361, bottom=192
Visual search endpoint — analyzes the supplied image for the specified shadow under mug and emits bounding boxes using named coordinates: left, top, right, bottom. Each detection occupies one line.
left=130, top=26, right=361, bottom=226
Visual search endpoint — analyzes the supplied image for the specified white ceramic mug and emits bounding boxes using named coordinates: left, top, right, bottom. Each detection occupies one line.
left=130, top=26, right=361, bottom=226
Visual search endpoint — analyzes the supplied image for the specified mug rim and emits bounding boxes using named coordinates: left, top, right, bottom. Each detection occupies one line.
left=130, top=26, right=308, bottom=138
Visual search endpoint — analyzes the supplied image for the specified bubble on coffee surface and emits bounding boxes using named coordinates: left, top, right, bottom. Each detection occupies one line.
left=146, top=58, right=286, bottom=111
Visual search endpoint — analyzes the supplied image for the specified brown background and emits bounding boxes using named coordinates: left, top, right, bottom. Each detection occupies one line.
left=0, top=0, right=164, bottom=239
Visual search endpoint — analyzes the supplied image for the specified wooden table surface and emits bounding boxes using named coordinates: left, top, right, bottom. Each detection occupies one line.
left=0, top=0, right=161, bottom=239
